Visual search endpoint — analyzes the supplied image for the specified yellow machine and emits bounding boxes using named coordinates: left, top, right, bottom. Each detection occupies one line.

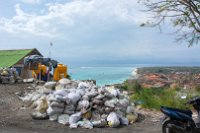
left=53, top=64, right=67, bottom=81
left=24, top=55, right=68, bottom=81
left=32, top=64, right=47, bottom=79
left=34, top=64, right=47, bottom=75
left=32, top=63, right=67, bottom=81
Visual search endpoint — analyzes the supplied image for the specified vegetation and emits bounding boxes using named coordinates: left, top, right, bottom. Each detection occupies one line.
left=66, top=74, right=71, bottom=80
left=120, top=80, right=196, bottom=110
left=139, top=0, right=200, bottom=46
left=137, top=67, right=200, bottom=74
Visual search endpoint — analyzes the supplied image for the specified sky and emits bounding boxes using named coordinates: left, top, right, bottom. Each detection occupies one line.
left=0, top=0, right=200, bottom=66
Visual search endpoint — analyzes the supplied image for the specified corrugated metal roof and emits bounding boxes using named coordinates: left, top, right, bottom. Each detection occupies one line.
left=0, top=49, right=33, bottom=67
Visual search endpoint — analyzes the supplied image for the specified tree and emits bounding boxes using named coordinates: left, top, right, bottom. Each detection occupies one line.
left=139, top=0, right=200, bottom=47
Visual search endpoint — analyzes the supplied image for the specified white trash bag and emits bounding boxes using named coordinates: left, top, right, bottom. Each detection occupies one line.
left=107, top=112, right=120, bottom=128
left=58, top=114, right=70, bottom=125
left=77, top=120, right=93, bottom=129
left=67, top=92, right=81, bottom=105
left=44, top=81, right=56, bottom=89
left=77, top=100, right=90, bottom=111
left=69, top=112, right=82, bottom=127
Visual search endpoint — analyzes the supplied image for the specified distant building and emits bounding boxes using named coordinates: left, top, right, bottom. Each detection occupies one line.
left=0, top=48, right=42, bottom=78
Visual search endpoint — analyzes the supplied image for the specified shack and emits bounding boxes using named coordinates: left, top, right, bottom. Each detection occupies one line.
left=0, top=48, right=42, bottom=78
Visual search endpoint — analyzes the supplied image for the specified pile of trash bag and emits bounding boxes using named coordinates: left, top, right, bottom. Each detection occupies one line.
left=0, top=67, right=22, bottom=84
left=21, top=79, right=138, bottom=129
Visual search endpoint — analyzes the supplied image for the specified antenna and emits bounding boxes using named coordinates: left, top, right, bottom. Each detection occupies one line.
left=49, top=42, right=53, bottom=58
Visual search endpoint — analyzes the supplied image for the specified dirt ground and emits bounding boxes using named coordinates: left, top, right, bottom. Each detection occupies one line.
left=0, top=84, right=162, bottom=133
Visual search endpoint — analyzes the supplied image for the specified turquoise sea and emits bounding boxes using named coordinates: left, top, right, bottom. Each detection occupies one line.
left=68, top=65, right=137, bottom=86
left=68, top=63, right=200, bottom=86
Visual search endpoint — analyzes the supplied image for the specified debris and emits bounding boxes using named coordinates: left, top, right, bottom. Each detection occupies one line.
left=69, top=112, right=82, bottom=127
left=92, top=119, right=107, bottom=128
left=58, top=114, right=70, bottom=125
left=107, top=112, right=120, bottom=128
left=126, top=114, right=138, bottom=124
left=20, top=80, right=138, bottom=129
left=77, top=119, right=93, bottom=129
left=44, top=81, right=56, bottom=90
left=23, top=78, right=35, bottom=83
left=31, top=112, right=49, bottom=120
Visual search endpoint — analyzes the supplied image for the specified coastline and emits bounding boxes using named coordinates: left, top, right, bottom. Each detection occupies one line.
left=70, top=66, right=138, bottom=86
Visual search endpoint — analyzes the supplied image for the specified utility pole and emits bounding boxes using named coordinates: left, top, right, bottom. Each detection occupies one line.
left=47, top=42, right=53, bottom=81
left=49, top=42, right=53, bottom=58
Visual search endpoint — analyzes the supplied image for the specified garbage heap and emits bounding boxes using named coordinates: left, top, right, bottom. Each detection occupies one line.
left=0, top=67, right=22, bottom=84
left=21, top=79, right=138, bottom=129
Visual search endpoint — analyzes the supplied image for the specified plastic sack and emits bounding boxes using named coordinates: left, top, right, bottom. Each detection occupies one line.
left=107, top=112, right=120, bottom=128
left=49, top=114, right=59, bottom=121
left=58, top=114, right=70, bottom=125
left=44, top=81, right=56, bottom=90
left=55, top=84, right=64, bottom=90
left=82, top=111, right=92, bottom=120
left=50, top=101, right=65, bottom=108
left=77, top=82, right=91, bottom=90
left=117, top=115, right=129, bottom=125
left=126, top=114, right=138, bottom=124
left=58, top=78, right=71, bottom=85
left=31, top=112, right=48, bottom=120
left=97, top=87, right=105, bottom=94
left=118, top=98, right=129, bottom=108
left=47, top=106, right=64, bottom=116
left=92, top=119, right=107, bottom=128
left=67, top=92, right=81, bottom=105
left=82, top=95, right=89, bottom=100
left=76, top=89, right=86, bottom=96
left=35, top=98, right=48, bottom=113
left=94, top=94, right=105, bottom=100
left=63, top=104, right=75, bottom=115
left=55, top=95, right=67, bottom=102
left=48, top=94, right=60, bottom=103
left=53, top=89, right=69, bottom=97
left=104, top=99, right=118, bottom=108
left=105, top=86, right=120, bottom=97
left=126, top=106, right=135, bottom=114
left=86, top=89, right=98, bottom=98
left=77, top=100, right=90, bottom=111
left=69, top=123, right=78, bottom=129
left=69, top=112, right=82, bottom=125
left=77, top=120, right=93, bottom=129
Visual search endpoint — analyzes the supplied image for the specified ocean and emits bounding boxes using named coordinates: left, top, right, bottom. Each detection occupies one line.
left=68, top=65, right=137, bottom=86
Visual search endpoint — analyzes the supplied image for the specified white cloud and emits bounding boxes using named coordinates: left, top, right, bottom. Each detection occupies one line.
left=1, top=0, right=198, bottom=65
left=20, top=0, right=41, bottom=4
left=0, top=0, right=148, bottom=37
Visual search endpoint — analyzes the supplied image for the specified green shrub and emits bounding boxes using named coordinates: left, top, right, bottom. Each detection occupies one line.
left=66, top=74, right=71, bottom=80
left=195, top=85, right=200, bottom=93
left=122, top=80, right=193, bottom=110
left=132, top=88, right=189, bottom=110
left=121, top=80, right=142, bottom=93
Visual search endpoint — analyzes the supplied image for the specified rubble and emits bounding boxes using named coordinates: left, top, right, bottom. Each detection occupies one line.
left=20, top=79, right=138, bottom=129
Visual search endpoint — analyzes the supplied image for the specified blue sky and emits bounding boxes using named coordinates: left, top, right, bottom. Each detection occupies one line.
left=0, top=0, right=200, bottom=66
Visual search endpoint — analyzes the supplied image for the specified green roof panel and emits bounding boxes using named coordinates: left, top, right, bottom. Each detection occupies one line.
left=0, top=49, right=32, bottom=67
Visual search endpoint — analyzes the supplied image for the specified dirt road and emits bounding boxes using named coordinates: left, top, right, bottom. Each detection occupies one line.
left=0, top=84, right=162, bottom=133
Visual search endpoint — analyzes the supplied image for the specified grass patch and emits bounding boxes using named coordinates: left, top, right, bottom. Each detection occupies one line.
left=133, top=88, right=190, bottom=110
left=120, top=80, right=195, bottom=110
